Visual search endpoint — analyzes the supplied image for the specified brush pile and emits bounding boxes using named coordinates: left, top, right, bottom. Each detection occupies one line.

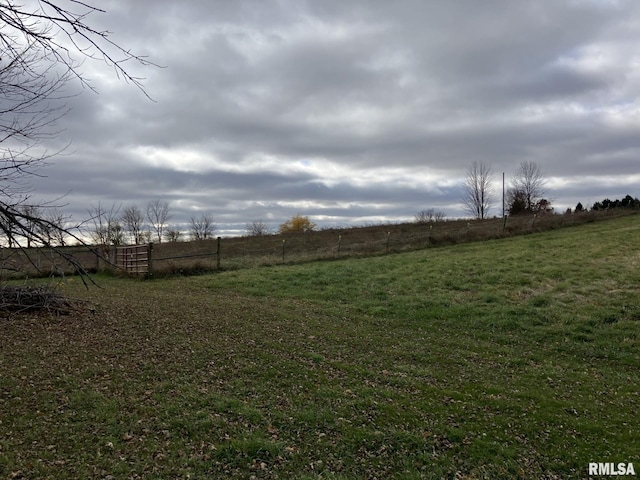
left=0, top=285, right=79, bottom=315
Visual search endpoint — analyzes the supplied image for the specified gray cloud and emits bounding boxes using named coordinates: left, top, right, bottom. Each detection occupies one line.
left=19, top=0, right=640, bottom=236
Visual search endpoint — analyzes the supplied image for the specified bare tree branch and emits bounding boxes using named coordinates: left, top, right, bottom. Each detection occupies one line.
left=0, top=1, right=159, bottom=97
left=0, top=199, right=98, bottom=285
left=0, top=2, right=155, bottom=283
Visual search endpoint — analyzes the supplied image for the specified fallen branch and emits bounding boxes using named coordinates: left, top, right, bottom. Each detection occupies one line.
left=0, top=285, right=81, bottom=315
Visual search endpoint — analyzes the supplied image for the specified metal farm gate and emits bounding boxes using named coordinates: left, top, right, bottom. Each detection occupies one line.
left=115, top=244, right=151, bottom=275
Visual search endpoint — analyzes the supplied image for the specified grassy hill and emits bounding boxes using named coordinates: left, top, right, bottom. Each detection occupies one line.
left=1, top=214, right=639, bottom=478
left=0, top=209, right=634, bottom=278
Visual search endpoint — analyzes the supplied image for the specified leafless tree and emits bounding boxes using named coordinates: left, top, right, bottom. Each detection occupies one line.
left=189, top=214, right=215, bottom=241
left=42, top=208, right=70, bottom=246
left=463, top=161, right=495, bottom=219
left=163, top=226, right=183, bottom=243
left=87, top=202, right=123, bottom=256
left=0, top=2, right=154, bottom=281
left=414, top=208, right=446, bottom=224
left=146, top=200, right=171, bottom=243
left=246, top=219, right=272, bottom=236
left=509, top=161, right=547, bottom=213
left=121, top=205, right=145, bottom=245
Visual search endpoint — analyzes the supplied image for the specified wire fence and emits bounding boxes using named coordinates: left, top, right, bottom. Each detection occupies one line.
left=0, top=209, right=636, bottom=279
left=132, top=209, right=638, bottom=275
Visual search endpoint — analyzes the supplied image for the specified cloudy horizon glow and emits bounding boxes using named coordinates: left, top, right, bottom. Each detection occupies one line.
left=23, top=0, right=640, bottom=237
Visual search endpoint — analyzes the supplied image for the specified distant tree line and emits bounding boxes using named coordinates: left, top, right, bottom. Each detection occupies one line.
left=457, top=161, right=640, bottom=219
left=4, top=189, right=637, bottom=251
left=85, top=200, right=216, bottom=248
left=587, top=195, right=640, bottom=212
left=86, top=207, right=322, bottom=247
left=0, top=201, right=326, bottom=248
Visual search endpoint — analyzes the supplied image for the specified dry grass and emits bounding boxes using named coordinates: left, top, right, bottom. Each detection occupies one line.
left=1, top=209, right=636, bottom=278
left=149, top=209, right=636, bottom=274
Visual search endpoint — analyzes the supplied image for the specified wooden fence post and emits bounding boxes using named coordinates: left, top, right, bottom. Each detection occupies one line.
left=96, top=246, right=102, bottom=272
left=148, top=242, right=154, bottom=276
left=282, top=239, right=286, bottom=264
left=216, top=236, right=221, bottom=269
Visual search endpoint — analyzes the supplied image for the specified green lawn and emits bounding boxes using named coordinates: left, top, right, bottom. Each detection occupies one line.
left=1, top=215, right=639, bottom=478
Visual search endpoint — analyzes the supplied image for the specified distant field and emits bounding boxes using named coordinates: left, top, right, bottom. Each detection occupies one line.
left=1, top=215, right=639, bottom=478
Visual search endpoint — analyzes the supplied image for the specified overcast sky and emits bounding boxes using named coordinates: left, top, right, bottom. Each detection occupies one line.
left=26, top=0, right=640, bottom=236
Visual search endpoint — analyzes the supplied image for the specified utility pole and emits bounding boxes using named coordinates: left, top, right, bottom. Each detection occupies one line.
left=502, top=172, right=505, bottom=218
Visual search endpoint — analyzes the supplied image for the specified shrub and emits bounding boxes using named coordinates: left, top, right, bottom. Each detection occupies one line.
left=279, top=215, right=316, bottom=234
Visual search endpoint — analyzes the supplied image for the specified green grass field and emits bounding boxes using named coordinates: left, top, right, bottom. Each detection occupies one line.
left=1, top=215, right=639, bottom=478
